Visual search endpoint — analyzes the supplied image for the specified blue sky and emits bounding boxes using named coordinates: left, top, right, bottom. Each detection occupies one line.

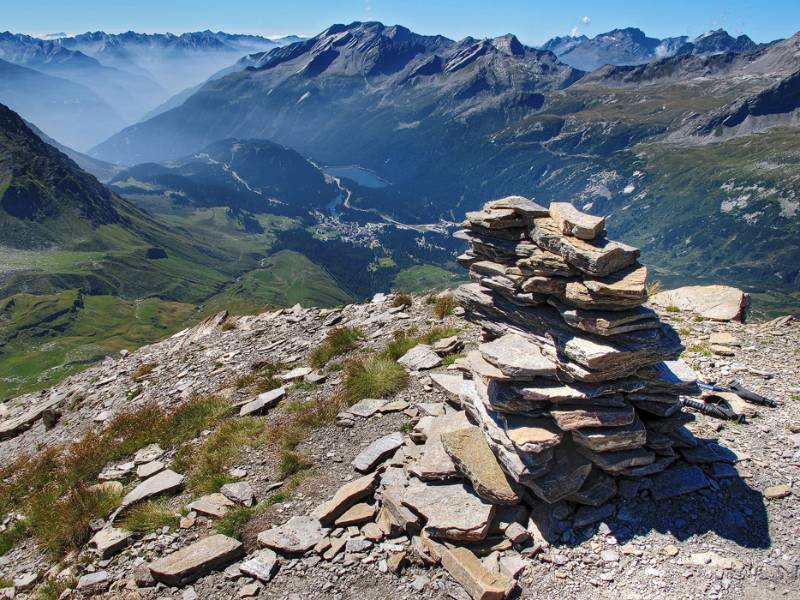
left=9, top=0, right=798, bottom=44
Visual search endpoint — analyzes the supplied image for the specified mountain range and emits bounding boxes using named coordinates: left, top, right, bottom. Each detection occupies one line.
left=541, top=28, right=766, bottom=71
left=0, top=30, right=299, bottom=149
left=1, top=20, right=799, bottom=397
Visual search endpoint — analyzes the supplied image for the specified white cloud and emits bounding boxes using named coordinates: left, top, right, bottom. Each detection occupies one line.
left=570, top=26, right=579, bottom=36
left=581, top=16, right=591, bottom=25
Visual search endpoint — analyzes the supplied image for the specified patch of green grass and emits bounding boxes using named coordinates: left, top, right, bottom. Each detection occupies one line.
left=380, top=326, right=460, bottom=361
left=120, top=500, right=179, bottom=533
left=392, top=293, right=413, bottom=308
left=178, top=418, right=266, bottom=495
left=790, top=394, right=800, bottom=401
left=278, top=450, right=313, bottom=479
left=393, top=265, right=460, bottom=294
left=235, top=362, right=283, bottom=393
left=399, top=422, right=414, bottom=433
left=442, top=353, right=465, bottom=367
left=686, top=343, right=712, bottom=357
left=665, top=305, right=680, bottom=313
left=0, top=520, right=28, bottom=556
left=678, top=327, right=691, bottom=336
left=27, top=484, right=122, bottom=556
left=132, top=362, right=157, bottom=381
left=309, top=326, right=363, bottom=368
left=32, top=576, right=78, bottom=600
left=342, top=357, right=408, bottom=404
left=214, top=471, right=313, bottom=539
left=0, top=395, right=230, bottom=556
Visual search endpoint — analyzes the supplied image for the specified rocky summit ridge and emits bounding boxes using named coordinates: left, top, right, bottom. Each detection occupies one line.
left=0, top=200, right=798, bottom=599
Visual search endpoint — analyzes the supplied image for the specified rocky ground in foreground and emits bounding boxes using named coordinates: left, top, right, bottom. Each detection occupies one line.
left=0, top=293, right=797, bottom=600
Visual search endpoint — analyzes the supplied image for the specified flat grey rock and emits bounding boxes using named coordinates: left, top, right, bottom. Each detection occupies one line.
left=398, top=344, right=442, bottom=370
left=348, top=398, right=389, bottom=418
left=239, top=548, right=279, bottom=582
left=221, top=481, right=256, bottom=506
left=479, top=334, right=556, bottom=379
left=239, top=387, right=285, bottom=416
left=401, top=479, right=495, bottom=541
left=352, top=432, right=405, bottom=473
left=121, top=469, right=184, bottom=508
left=149, top=535, right=244, bottom=586
left=90, top=527, right=134, bottom=558
left=257, top=516, right=328, bottom=555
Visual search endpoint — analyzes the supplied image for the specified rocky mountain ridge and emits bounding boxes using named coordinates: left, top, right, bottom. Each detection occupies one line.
left=0, top=199, right=797, bottom=600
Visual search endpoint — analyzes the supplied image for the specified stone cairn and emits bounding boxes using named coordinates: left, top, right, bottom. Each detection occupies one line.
left=454, top=196, right=702, bottom=507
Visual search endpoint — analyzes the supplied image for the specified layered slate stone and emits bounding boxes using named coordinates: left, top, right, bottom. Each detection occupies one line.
left=398, top=344, right=442, bottom=370
left=352, top=432, right=405, bottom=473
left=239, top=387, right=285, bottom=416
left=257, top=516, right=328, bottom=555
left=313, top=472, right=379, bottom=524
left=454, top=196, right=707, bottom=509
left=550, top=403, right=636, bottom=431
left=571, top=416, right=647, bottom=452
left=409, top=411, right=471, bottom=481
left=530, top=217, right=639, bottom=277
left=149, top=535, right=244, bottom=586
left=549, top=202, right=606, bottom=240
left=486, top=195, right=549, bottom=218
left=440, top=546, right=515, bottom=600
left=441, top=427, right=520, bottom=505
left=478, top=334, right=557, bottom=379
left=121, top=469, right=184, bottom=508
left=401, top=480, right=496, bottom=542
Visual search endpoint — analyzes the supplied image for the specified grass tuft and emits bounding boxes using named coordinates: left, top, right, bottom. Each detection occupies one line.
left=0, top=520, right=28, bottom=556
left=0, top=395, right=230, bottom=556
left=433, top=294, right=455, bottom=320
left=132, top=362, right=157, bottom=381
left=177, top=418, right=266, bottom=495
left=120, top=500, right=179, bottom=533
left=278, top=450, right=313, bottom=479
left=392, top=293, right=413, bottom=308
left=342, top=357, right=408, bottom=404
left=310, top=327, right=362, bottom=368
left=32, top=576, right=78, bottom=600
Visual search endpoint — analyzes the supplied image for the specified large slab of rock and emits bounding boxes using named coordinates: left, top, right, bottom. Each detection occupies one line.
left=486, top=195, right=549, bottom=218
left=440, top=546, right=515, bottom=600
left=257, top=516, right=328, bottom=555
left=530, top=216, right=639, bottom=276
left=409, top=411, right=471, bottom=481
left=441, top=427, right=520, bottom=505
left=149, top=535, right=244, bottom=586
left=526, top=444, right=592, bottom=503
left=479, top=334, right=557, bottom=379
left=402, top=480, right=495, bottom=541
left=90, top=527, right=133, bottom=558
left=571, top=416, right=647, bottom=452
left=549, top=298, right=658, bottom=336
left=352, top=432, right=405, bottom=473
left=650, top=285, right=749, bottom=322
left=550, top=403, right=635, bottom=431
left=398, top=344, right=442, bottom=370
left=121, top=469, right=184, bottom=508
left=188, top=493, right=235, bottom=518
left=549, top=202, right=606, bottom=240
left=313, top=472, right=378, bottom=524
left=465, top=208, right=526, bottom=230
left=0, top=392, right=63, bottom=440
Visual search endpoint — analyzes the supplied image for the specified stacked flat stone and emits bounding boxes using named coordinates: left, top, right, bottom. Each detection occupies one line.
left=454, top=196, right=699, bottom=505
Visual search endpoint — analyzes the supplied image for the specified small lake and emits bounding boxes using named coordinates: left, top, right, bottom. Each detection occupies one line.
left=323, top=165, right=390, bottom=189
